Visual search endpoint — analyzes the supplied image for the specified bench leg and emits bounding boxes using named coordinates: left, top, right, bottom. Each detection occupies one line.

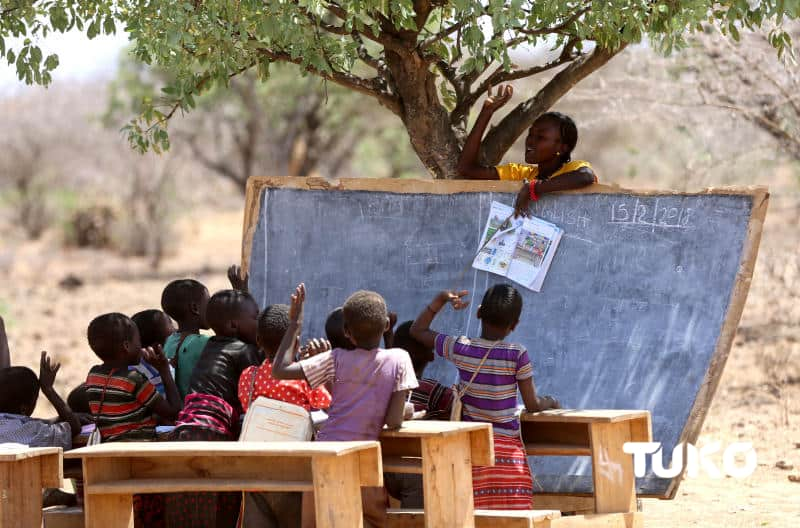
left=421, top=435, right=474, bottom=528
left=84, top=494, right=133, bottom=528
left=313, top=452, right=364, bottom=528
left=589, top=422, right=636, bottom=514
left=0, top=458, right=45, bottom=528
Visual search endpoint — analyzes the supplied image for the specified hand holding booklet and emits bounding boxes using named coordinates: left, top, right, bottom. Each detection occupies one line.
left=472, top=201, right=563, bottom=292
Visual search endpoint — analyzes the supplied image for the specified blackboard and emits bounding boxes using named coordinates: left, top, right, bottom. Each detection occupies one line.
left=241, top=177, right=767, bottom=499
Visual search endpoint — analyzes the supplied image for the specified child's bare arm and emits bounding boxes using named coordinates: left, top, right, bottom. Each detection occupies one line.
left=514, top=169, right=595, bottom=217
left=144, top=345, right=183, bottom=420
left=457, top=85, right=513, bottom=180
left=39, top=351, right=81, bottom=436
left=0, top=315, right=10, bottom=369
left=384, top=389, right=410, bottom=430
left=518, top=377, right=560, bottom=412
left=272, top=283, right=308, bottom=380
left=410, top=290, right=470, bottom=349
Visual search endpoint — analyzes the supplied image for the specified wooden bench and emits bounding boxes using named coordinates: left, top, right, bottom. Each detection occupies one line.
left=0, top=446, right=62, bottom=528
left=520, top=410, right=652, bottom=514
left=386, top=508, right=643, bottom=527
left=379, top=421, right=493, bottom=528
left=65, top=441, right=382, bottom=528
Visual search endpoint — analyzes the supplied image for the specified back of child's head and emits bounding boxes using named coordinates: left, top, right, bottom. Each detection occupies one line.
left=393, top=320, right=433, bottom=376
left=67, top=383, right=91, bottom=414
left=161, top=279, right=209, bottom=323
left=206, top=289, right=258, bottom=337
left=342, top=290, right=388, bottom=347
left=131, top=309, right=174, bottom=348
left=87, top=312, right=138, bottom=361
left=536, top=111, right=578, bottom=163
left=0, top=366, right=40, bottom=415
left=478, top=284, right=523, bottom=329
left=324, top=307, right=353, bottom=350
left=257, top=304, right=290, bottom=352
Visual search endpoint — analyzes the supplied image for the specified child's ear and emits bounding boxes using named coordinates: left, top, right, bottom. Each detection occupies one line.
left=476, top=305, right=483, bottom=320
left=343, top=325, right=357, bottom=347
left=383, top=317, right=390, bottom=332
left=190, top=302, right=200, bottom=316
left=509, top=318, right=520, bottom=332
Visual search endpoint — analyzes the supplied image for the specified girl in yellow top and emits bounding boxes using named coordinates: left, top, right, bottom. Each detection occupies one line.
left=457, top=84, right=596, bottom=216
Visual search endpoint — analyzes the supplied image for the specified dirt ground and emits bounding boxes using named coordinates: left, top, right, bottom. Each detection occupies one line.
left=1, top=182, right=798, bottom=527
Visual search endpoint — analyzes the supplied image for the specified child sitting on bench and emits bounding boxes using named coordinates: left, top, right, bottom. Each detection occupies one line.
left=272, top=284, right=418, bottom=528
left=411, top=284, right=560, bottom=510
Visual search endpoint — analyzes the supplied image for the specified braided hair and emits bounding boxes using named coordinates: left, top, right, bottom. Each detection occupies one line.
left=479, top=284, right=523, bottom=328
left=537, top=112, right=578, bottom=164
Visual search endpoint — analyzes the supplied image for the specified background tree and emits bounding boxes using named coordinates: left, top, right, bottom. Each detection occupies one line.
left=3, top=2, right=798, bottom=178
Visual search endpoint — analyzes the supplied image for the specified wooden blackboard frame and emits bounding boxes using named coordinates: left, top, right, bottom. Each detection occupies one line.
left=241, top=176, right=768, bottom=499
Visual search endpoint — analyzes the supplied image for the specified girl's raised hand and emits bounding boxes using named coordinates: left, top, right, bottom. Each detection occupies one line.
left=483, top=84, right=513, bottom=112
left=289, top=283, right=306, bottom=325
left=143, top=344, right=169, bottom=371
left=436, top=290, right=470, bottom=311
left=39, top=351, right=60, bottom=391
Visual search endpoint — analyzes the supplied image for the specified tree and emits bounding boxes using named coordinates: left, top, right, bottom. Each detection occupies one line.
left=4, top=2, right=798, bottom=178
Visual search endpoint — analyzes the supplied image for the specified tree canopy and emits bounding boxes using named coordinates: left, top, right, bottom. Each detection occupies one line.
left=3, top=1, right=798, bottom=178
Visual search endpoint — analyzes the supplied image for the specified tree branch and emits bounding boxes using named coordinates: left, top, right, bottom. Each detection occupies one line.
left=479, top=44, right=625, bottom=165
left=256, top=48, right=402, bottom=115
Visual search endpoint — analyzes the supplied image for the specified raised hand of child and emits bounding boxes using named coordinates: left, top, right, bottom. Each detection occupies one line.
left=227, top=264, right=249, bottom=293
left=39, top=351, right=60, bottom=391
left=143, top=344, right=169, bottom=372
left=483, top=84, right=513, bottom=113
left=289, top=283, right=306, bottom=326
left=434, top=290, right=470, bottom=312
left=299, top=338, right=331, bottom=359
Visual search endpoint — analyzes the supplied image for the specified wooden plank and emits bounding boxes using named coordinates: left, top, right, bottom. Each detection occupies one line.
left=520, top=421, right=591, bottom=455
left=125, top=454, right=312, bottom=482
left=549, top=512, right=642, bottom=528
left=629, top=415, right=652, bottom=444
left=40, top=451, right=63, bottom=489
left=81, top=458, right=133, bottom=528
left=312, top=452, right=364, bottom=528
left=380, top=421, right=492, bottom=439
left=358, top=444, right=384, bottom=487
left=469, top=426, right=495, bottom=467
left=381, top=437, right=422, bottom=458
left=525, top=444, right=592, bottom=457
left=531, top=494, right=594, bottom=514
left=420, top=434, right=474, bottom=528
left=65, top=440, right=379, bottom=459
left=588, top=422, right=636, bottom=514
left=386, top=509, right=561, bottom=528
left=86, top=478, right=314, bottom=493
left=383, top=456, right=423, bottom=474
left=0, top=446, right=61, bottom=461
left=520, top=410, right=650, bottom=424
left=0, top=456, right=45, bottom=528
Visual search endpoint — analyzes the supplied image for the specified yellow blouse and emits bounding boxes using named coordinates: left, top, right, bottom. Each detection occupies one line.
left=496, top=160, right=595, bottom=182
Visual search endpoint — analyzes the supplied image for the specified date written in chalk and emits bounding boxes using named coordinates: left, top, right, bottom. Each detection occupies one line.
left=609, top=199, right=693, bottom=229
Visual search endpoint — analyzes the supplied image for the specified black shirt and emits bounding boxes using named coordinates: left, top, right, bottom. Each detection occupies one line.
left=187, top=336, right=264, bottom=413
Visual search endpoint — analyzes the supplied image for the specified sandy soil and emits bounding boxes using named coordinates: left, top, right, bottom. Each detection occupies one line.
left=1, top=184, right=798, bottom=527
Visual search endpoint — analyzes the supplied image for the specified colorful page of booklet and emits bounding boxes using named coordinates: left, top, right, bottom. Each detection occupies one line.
left=472, top=201, right=563, bottom=292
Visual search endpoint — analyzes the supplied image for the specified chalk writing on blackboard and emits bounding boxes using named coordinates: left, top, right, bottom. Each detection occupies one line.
left=610, top=198, right=694, bottom=230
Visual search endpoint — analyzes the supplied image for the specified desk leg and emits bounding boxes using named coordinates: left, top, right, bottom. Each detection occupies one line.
left=82, top=459, right=133, bottom=528
left=313, top=452, right=364, bottom=528
left=421, top=435, right=474, bottom=528
left=0, top=458, right=44, bottom=528
left=589, top=422, right=636, bottom=514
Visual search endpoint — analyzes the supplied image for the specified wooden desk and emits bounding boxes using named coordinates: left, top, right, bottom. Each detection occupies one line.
left=380, top=421, right=494, bottom=528
left=0, top=446, right=63, bottom=528
left=520, top=409, right=652, bottom=515
left=65, top=441, right=382, bottom=528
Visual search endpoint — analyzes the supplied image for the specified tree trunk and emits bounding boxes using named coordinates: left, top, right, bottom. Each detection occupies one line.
left=384, top=47, right=463, bottom=179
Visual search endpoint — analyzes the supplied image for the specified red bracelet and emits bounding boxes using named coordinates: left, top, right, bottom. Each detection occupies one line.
left=529, top=181, right=539, bottom=201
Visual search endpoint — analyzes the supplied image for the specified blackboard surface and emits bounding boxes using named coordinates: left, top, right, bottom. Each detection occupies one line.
left=242, top=177, right=767, bottom=498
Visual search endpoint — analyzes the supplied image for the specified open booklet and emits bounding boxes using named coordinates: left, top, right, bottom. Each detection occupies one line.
left=472, top=201, right=563, bottom=292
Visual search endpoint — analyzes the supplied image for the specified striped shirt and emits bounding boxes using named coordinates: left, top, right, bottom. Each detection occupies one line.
left=434, top=334, right=533, bottom=437
left=86, top=365, right=161, bottom=442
